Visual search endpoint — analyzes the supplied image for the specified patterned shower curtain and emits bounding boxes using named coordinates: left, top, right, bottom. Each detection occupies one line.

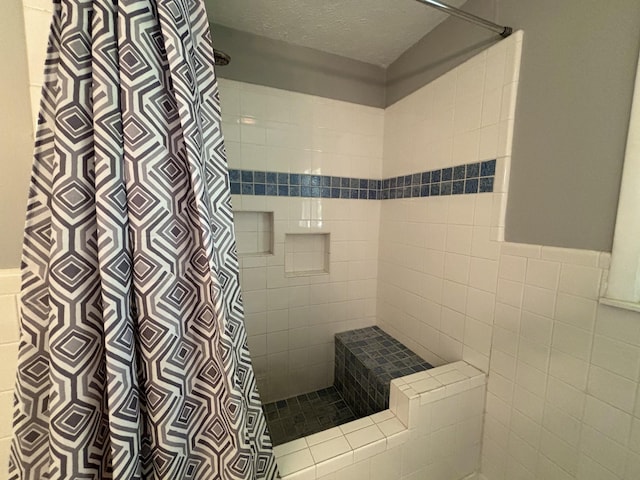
left=9, top=0, right=278, bottom=478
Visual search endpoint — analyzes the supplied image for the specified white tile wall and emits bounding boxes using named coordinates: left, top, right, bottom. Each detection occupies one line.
left=234, top=195, right=380, bottom=402
left=378, top=193, right=501, bottom=371
left=480, top=247, right=640, bottom=480
left=218, top=79, right=385, bottom=402
left=382, top=31, right=523, bottom=243
left=377, top=32, right=524, bottom=371
left=219, top=79, right=384, bottom=180
left=0, top=270, right=21, bottom=479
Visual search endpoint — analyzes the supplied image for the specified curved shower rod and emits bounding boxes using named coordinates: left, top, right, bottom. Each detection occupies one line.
left=415, top=0, right=513, bottom=38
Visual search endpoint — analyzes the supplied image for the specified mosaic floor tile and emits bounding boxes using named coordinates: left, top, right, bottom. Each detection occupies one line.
left=263, top=386, right=358, bottom=446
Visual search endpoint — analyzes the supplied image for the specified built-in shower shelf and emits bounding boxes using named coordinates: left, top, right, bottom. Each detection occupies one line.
left=284, top=233, right=329, bottom=276
left=233, top=211, right=274, bottom=256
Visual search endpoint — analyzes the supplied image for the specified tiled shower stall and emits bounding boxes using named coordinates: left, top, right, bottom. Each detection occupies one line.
left=5, top=4, right=640, bottom=479
left=226, top=32, right=521, bottom=403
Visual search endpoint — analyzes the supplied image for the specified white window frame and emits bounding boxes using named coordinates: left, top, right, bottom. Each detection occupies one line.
left=601, top=51, right=640, bottom=312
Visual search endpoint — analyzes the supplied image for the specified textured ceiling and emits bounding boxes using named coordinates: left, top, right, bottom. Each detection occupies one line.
left=205, top=0, right=468, bottom=67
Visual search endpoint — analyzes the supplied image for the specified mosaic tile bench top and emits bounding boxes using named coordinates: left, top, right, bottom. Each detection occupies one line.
left=334, top=326, right=433, bottom=417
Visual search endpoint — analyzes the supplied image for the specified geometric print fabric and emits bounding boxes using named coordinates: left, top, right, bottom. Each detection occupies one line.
left=9, top=0, right=278, bottom=478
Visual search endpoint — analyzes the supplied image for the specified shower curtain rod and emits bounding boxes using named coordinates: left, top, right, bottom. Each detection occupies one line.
left=415, top=0, right=513, bottom=38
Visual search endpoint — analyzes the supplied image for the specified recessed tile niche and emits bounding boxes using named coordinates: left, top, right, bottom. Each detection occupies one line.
left=233, top=211, right=273, bottom=256
left=284, top=233, right=330, bottom=275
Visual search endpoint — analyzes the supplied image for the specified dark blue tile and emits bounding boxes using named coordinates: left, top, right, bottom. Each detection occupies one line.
left=453, top=166, right=466, bottom=180
left=241, top=170, right=254, bottom=183
left=278, top=173, right=289, bottom=185
left=479, top=177, right=494, bottom=193
left=466, top=163, right=480, bottom=178
left=229, top=168, right=496, bottom=199
left=481, top=159, right=496, bottom=177
left=464, top=178, right=479, bottom=194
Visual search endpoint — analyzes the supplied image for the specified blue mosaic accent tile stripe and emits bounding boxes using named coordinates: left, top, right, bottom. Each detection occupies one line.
left=229, top=159, right=496, bottom=200
left=230, top=170, right=381, bottom=199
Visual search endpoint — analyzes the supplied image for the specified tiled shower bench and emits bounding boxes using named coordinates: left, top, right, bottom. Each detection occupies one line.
left=334, top=326, right=434, bottom=417
left=274, top=360, right=487, bottom=480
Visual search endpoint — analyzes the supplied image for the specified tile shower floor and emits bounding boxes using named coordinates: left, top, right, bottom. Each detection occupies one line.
left=263, top=386, right=358, bottom=446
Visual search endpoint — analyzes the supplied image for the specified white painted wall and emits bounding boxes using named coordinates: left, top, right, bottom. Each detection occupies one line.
left=0, top=0, right=33, bottom=268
